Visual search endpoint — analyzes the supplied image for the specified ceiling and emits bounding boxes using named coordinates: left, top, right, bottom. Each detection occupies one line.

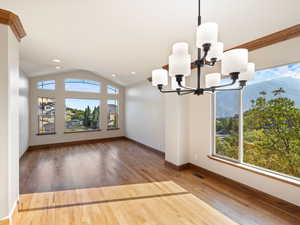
left=1, top=0, right=300, bottom=86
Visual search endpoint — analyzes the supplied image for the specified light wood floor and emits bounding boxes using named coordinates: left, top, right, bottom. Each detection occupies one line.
left=20, top=139, right=300, bottom=225
left=16, top=181, right=237, bottom=225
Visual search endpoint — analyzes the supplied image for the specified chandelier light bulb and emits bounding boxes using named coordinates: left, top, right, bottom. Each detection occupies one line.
left=196, top=22, right=218, bottom=47
left=152, top=69, right=168, bottom=86
left=221, top=48, right=248, bottom=75
left=172, top=42, right=189, bottom=56
left=168, top=54, right=192, bottom=77
left=171, top=77, right=186, bottom=90
left=207, top=42, right=224, bottom=61
left=205, top=73, right=221, bottom=88
left=239, top=63, right=255, bottom=81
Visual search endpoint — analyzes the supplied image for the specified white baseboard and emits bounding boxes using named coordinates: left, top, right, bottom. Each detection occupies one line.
left=0, top=197, right=18, bottom=222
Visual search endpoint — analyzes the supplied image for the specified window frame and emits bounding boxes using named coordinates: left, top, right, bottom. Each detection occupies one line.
left=64, top=98, right=101, bottom=133
left=107, top=99, right=119, bottom=130
left=37, top=80, right=56, bottom=90
left=107, top=85, right=119, bottom=95
left=64, top=79, right=101, bottom=93
left=212, top=89, right=300, bottom=182
left=37, top=96, right=56, bottom=135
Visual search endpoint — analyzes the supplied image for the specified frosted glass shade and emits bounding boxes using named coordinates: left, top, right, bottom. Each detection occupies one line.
left=152, top=69, right=168, bottom=86
left=172, top=42, right=189, bottom=56
left=207, top=42, right=224, bottom=61
left=196, top=22, right=218, bottom=47
left=239, top=63, right=255, bottom=81
left=169, top=54, right=192, bottom=77
left=205, top=73, right=221, bottom=88
left=171, top=77, right=186, bottom=90
left=221, top=49, right=248, bottom=75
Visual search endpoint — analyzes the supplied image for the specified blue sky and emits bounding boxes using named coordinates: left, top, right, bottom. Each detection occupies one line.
left=248, top=62, right=300, bottom=85
left=65, top=98, right=100, bottom=110
left=220, top=62, right=300, bottom=86
left=65, top=79, right=100, bottom=93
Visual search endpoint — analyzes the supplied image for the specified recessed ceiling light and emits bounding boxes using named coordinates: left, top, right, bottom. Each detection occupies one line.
left=112, top=74, right=116, bottom=77
left=55, top=66, right=61, bottom=70
left=52, top=59, right=61, bottom=63
left=131, top=72, right=136, bottom=75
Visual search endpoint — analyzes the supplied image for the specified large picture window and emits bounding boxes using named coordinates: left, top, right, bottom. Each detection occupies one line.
left=214, top=62, right=300, bottom=179
left=65, top=79, right=100, bottom=93
left=65, top=98, right=100, bottom=132
left=38, top=97, right=55, bottom=134
left=107, top=99, right=119, bottom=129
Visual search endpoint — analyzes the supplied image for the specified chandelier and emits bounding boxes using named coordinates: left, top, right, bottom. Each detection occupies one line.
left=151, top=0, right=255, bottom=95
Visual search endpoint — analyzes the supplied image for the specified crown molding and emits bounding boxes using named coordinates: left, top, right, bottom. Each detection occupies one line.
left=0, top=9, right=26, bottom=41
left=161, top=24, right=300, bottom=71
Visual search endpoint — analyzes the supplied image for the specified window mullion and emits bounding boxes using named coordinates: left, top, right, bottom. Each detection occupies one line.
left=212, top=93, right=216, bottom=156
left=238, top=89, right=244, bottom=163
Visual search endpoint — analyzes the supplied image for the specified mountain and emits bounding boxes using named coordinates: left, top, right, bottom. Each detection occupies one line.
left=216, top=77, right=300, bottom=118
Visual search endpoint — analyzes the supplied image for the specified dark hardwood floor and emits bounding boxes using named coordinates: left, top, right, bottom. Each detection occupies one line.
left=20, top=139, right=300, bottom=225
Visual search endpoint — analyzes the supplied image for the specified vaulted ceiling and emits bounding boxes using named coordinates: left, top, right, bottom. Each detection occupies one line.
left=1, top=0, right=300, bottom=85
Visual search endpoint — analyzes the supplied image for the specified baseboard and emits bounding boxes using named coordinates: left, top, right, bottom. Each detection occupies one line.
left=28, top=136, right=126, bottom=150
left=0, top=199, right=19, bottom=225
left=164, top=161, right=189, bottom=171
left=186, top=163, right=300, bottom=219
left=124, top=137, right=165, bottom=158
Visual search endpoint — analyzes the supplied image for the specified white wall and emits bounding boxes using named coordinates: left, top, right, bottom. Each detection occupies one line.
left=19, top=71, right=29, bottom=157
left=125, top=81, right=164, bottom=152
left=0, top=24, right=20, bottom=219
left=29, top=70, right=125, bottom=146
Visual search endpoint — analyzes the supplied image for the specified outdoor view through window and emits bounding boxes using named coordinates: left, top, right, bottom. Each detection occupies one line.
left=65, top=98, right=100, bottom=132
left=38, top=97, right=55, bottom=134
left=216, top=62, right=300, bottom=179
left=107, top=99, right=118, bottom=129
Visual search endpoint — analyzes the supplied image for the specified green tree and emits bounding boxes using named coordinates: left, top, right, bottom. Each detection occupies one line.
left=83, top=106, right=91, bottom=127
left=218, top=88, right=300, bottom=178
left=244, top=88, right=300, bottom=177
left=91, top=106, right=99, bottom=129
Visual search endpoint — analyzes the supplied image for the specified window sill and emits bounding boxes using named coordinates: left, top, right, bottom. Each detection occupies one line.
left=207, top=155, right=300, bottom=188
left=64, top=129, right=101, bottom=134
left=36, top=132, right=56, bottom=136
left=107, top=128, right=120, bottom=131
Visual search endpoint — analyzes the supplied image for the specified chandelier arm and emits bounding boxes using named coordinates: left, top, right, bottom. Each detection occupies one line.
left=209, top=78, right=238, bottom=89
left=205, top=58, right=217, bottom=67
left=157, top=85, right=196, bottom=94
left=212, top=87, right=243, bottom=91
left=178, top=82, right=196, bottom=90
left=179, top=90, right=195, bottom=95
left=199, top=48, right=209, bottom=62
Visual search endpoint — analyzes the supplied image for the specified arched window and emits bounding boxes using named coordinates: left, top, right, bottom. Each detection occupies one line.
left=65, top=79, right=100, bottom=93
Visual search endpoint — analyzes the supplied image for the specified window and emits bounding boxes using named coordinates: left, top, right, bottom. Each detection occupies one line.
left=215, top=90, right=240, bottom=161
left=107, top=99, right=119, bottom=129
left=65, top=79, right=100, bottom=93
left=107, top=85, right=119, bottom=95
left=65, top=98, right=100, bottom=132
left=38, top=97, right=55, bottom=134
left=214, top=62, right=300, bottom=179
left=37, top=80, right=55, bottom=90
